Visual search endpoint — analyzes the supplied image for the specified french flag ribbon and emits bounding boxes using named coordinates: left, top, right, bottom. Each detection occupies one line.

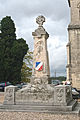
left=35, top=62, right=43, bottom=71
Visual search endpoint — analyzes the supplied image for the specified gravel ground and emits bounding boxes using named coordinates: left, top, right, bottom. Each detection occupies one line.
left=0, top=112, right=79, bottom=120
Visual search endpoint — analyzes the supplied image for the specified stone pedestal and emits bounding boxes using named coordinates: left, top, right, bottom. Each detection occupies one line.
left=3, top=85, right=18, bottom=105
left=15, top=83, right=54, bottom=105
left=31, top=15, right=50, bottom=84
left=54, top=85, right=72, bottom=106
left=66, top=42, right=72, bottom=82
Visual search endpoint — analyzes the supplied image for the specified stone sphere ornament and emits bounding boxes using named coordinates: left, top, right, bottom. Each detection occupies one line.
left=36, top=15, right=45, bottom=27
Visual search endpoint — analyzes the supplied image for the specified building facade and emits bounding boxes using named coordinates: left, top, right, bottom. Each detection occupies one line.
left=67, top=0, right=80, bottom=89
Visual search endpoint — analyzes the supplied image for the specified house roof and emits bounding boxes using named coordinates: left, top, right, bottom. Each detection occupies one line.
left=68, top=0, right=71, bottom=7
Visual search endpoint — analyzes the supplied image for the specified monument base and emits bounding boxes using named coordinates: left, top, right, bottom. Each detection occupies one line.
left=0, top=100, right=77, bottom=112
left=3, top=84, right=77, bottom=112
left=15, top=83, right=54, bottom=104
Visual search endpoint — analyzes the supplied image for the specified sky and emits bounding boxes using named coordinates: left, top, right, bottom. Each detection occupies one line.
left=0, top=0, right=70, bottom=77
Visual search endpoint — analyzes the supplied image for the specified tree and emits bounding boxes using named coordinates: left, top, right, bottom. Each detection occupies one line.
left=21, top=51, right=33, bottom=83
left=50, top=76, right=66, bottom=82
left=0, top=16, right=29, bottom=84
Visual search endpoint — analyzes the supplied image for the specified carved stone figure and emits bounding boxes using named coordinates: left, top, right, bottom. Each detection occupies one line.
left=3, top=86, right=18, bottom=105
left=36, top=15, right=45, bottom=27
left=54, top=85, right=72, bottom=106
left=56, top=88, right=64, bottom=103
left=5, top=88, right=13, bottom=101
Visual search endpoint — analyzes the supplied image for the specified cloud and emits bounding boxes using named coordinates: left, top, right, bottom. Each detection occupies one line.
left=44, top=18, right=68, bottom=37
left=0, top=0, right=70, bottom=21
left=47, top=36, right=67, bottom=77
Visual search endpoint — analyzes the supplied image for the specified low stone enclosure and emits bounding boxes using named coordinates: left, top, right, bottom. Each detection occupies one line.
left=0, top=16, right=79, bottom=114
left=0, top=84, right=79, bottom=114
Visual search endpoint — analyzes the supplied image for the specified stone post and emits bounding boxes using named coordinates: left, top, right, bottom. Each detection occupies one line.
left=54, top=85, right=72, bottom=106
left=66, top=42, right=72, bottom=82
left=3, top=85, right=18, bottom=105
left=31, top=16, right=50, bottom=84
left=66, top=42, right=70, bottom=65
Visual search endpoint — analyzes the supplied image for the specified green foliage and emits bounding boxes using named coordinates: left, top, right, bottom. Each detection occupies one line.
left=50, top=76, right=66, bottom=82
left=21, top=51, right=33, bottom=83
left=1, top=16, right=16, bottom=40
left=0, top=16, right=29, bottom=84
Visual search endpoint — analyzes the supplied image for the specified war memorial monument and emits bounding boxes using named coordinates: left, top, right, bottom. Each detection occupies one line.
left=0, top=15, right=76, bottom=112
left=0, top=0, right=80, bottom=113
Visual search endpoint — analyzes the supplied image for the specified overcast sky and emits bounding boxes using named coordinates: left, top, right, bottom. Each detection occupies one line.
left=0, top=0, right=70, bottom=77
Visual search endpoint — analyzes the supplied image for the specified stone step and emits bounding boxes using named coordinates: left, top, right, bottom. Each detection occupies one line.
left=0, top=100, right=77, bottom=112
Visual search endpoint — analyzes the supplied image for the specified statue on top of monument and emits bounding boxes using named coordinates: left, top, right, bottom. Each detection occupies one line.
left=32, top=15, right=49, bottom=38
left=36, top=15, right=45, bottom=27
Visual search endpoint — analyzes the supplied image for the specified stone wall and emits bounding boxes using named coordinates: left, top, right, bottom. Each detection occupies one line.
left=69, top=0, right=80, bottom=25
left=67, top=0, right=80, bottom=90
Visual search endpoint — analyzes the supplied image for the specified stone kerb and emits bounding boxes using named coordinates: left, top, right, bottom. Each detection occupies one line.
left=3, top=85, right=18, bottom=105
left=54, top=85, right=72, bottom=106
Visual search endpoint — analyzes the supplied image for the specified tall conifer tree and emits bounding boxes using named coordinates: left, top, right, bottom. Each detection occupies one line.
left=0, top=16, right=29, bottom=84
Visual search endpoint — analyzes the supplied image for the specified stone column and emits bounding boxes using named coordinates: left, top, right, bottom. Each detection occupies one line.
left=31, top=16, right=50, bottom=84
left=3, top=85, right=18, bottom=105
left=54, top=85, right=72, bottom=106
left=66, top=42, right=70, bottom=65
left=66, top=42, right=72, bottom=82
